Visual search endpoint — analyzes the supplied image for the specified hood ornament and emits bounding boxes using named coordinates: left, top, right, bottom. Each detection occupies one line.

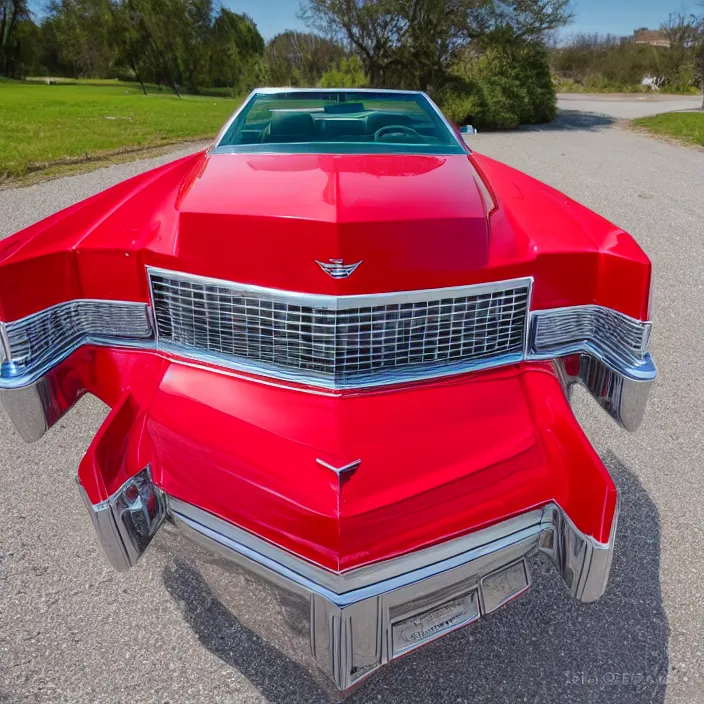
left=316, top=258, right=362, bottom=279
left=316, top=458, right=361, bottom=475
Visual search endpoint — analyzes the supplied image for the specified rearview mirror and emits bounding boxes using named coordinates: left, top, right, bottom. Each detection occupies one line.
left=459, top=125, right=477, bottom=135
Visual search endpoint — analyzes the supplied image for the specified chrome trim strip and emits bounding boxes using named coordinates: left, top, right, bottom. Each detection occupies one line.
left=168, top=496, right=545, bottom=603
left=166, top=495, right=615, bottom=605
left=147, top=267, right=530, bottom=310
left=0, top=321, right=11, bottom=365
left=159, top=345, right=525, bottom=390
left=250, top=87, right=431, bottom=95
left=155, top=352, right=342, bottom=396
left=0, top=338, right=156, bottom=390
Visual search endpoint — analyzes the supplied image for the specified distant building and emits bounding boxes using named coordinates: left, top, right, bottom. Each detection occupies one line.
left=633, top=28, right=670, bottom=48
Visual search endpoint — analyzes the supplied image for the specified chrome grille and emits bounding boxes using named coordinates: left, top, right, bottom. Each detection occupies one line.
left=149, top=269, right=531, bottom=388
left=530, top=306, right=650, bottom=367
left=3, top=301, right=153, bottom=376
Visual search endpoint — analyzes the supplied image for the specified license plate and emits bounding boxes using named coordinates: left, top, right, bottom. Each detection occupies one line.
left=480, top=559, right=531, bottom=614
left=391, top=590, right=480, bottom=657
left=390, top=558, right=531, bottom=658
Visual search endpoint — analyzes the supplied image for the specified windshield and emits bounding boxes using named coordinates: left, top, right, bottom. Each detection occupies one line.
left=214, top=90, right=465, bottom=156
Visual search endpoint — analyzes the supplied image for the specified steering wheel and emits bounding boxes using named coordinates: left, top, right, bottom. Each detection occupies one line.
left=374, top=125, right=422, bottom=141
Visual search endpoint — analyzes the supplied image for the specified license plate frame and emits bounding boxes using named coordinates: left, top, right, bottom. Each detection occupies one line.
left=388, top=558, right=531, bottom=659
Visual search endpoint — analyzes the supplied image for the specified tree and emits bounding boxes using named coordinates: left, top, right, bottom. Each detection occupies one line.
left=696, top=42, right=704, bottom=109
left=265, top=30, right=342, bottom=85
left=13, top=17, right=43, bottom=75
left=299, top=0, right=573, bottom=91
left=476, top=0, right=574, bottom=41
left=696, top=5, right=704, bottom=109
left=394, top=0, right=488, bottom=91
left=299, top=0, right=409, bottom=87
left=8, top=0, right=266, bottom=93
left=130, top=0, right=204, bottom=97
left=44, top=0, right=117, bottom=78
left=660, top=12, right=700, bottom=91
left=0, top=0, right=30, bottom=76
left=210, top=9, right=265, bottom=93
left=110, top=0, right=154, bottom=94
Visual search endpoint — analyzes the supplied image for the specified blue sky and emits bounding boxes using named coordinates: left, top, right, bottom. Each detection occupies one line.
left=26, top=0, right=699, bottom=40
left=228, top=0, right=699, bottom=40
left=563, top=0, right=699, bottom=37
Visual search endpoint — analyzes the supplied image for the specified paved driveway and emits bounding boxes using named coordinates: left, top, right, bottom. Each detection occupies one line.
left=558, top=92, right=702, bottom=119
left=1, top=108, right=704, bottom=703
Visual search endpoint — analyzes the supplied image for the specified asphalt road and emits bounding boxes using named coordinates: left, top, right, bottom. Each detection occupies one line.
left=1, top=96, right=704, bottom=703
left=557, top=92, right=702, bottom=119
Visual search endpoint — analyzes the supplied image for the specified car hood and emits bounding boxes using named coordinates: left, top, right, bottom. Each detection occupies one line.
left=178, top=152, right=484, bottom=223
left=0, top=149, right=651, bottom=322
left=164, top=152, right=491, bottom=294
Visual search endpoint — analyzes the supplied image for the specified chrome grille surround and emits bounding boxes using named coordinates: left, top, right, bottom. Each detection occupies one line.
left=528, top=305, right=651, bottom=371
left=0, top=300, right=153, bottom=383
left=148, top=268, right=532, bottom=389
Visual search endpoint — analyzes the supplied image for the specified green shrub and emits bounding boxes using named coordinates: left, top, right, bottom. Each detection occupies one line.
left=662, top=65, right=698, bottom=94
left=696, top=44, right=704, bottom=92
left=555, top=71, right=700, bottom=95
left=440, top=86, right=483, bottom=126
left=582, top=74, right=643, bottom=92
left=440, top=41, right=557, bottom=130
left=319, top=56, right=368, bottom=88
left=550, top=33, right=703, bottom=95
left=551, top=37, right=666, bottom=87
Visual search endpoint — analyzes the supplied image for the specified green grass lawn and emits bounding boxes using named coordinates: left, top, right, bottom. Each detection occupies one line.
left=0, top=81, right=241, bottom=181
left=633, top=111, right=704, bottom=147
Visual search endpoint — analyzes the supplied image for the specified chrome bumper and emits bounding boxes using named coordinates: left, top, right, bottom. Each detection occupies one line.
left=77, top=468, right=618, bottom=694
left=559, top=353, right=656, bottom=432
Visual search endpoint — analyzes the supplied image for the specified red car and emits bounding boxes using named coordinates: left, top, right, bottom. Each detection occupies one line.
left=0, top=88, right=655, bottom=694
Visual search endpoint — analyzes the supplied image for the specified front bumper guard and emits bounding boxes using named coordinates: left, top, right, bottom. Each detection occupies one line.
left=76, top=467, right=618, bottom=694
left=0, top=338, right=636, bottom=693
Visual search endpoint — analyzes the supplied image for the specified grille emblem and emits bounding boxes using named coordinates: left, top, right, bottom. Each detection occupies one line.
left=316, top=258, right=362, bottom=279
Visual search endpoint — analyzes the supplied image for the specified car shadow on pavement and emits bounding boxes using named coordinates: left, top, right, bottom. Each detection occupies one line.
left=162, top=452, right=668, bottom=704
left=524, top=110, right=617, bottom=132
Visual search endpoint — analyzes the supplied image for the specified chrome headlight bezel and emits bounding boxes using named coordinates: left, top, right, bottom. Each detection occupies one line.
left=0, top=300, right=154, bottom=387
left=527, top=305, right=652, bottom=379
left=527, top=304, right=655, bottom=431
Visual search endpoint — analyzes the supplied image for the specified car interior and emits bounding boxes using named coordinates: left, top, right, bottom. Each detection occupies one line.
left=232, top=103, right=452, bottom=145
